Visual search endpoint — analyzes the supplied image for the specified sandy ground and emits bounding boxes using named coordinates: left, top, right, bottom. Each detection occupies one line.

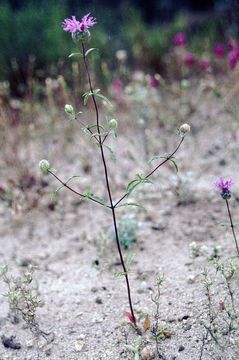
left=0, top=84, right=239, bottom=360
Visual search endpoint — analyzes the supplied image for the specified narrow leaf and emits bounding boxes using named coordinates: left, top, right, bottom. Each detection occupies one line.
left=103, top=144, right=116, bottom=161
left=85, top=48, right=97, bottom=57
left=69, top=52, right=83, bottom=58
left=94, top=93, right=112, bottom=106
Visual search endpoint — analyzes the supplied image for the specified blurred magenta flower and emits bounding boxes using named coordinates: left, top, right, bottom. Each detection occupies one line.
left=112, top=79, right=123, bottom=96
left=228, top=48, right=239, bottom=69
left=0, top=185, right=5, bottom=194
left=173, top=32, right=186, bottom=46
left=215, top=177, right=234, bottom=191
left=214, top=44, right=225, bottom=58
left=149, top=75, right=159, bottom=88
left=184, top=53, right=196, bottom=66
left=199, top=57, right=210, bottom=71
left=62, top=14, right=96, bottom=33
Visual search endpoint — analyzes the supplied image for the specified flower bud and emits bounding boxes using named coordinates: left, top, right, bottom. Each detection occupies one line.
left=179, top=123, right=190, bottom=135
left=64, top=104, right=74, bottom=115
left=72, top=29, right=91, bottom=43
left=39, top=160, right=50, bottom=174
left=109, top=118, right=118, bottom=129
left=221, top=190, right=231, bottom=200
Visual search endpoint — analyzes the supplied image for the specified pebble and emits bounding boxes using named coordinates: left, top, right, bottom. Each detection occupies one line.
left=1, top=335, right=21, bottom=350
left=178, top=345, right=185, bottom=352
left=141, top=345, right=156, bottom=360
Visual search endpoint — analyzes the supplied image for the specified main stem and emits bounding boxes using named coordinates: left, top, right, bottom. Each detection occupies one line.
left=225, top=199, right=239, bottom=257
left=81, top=42, right=137, bottom=326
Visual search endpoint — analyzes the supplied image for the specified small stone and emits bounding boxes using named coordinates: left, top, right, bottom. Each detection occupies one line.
left=45, top=347, right=52, bottom=356
left=95, top=297, right=103, bottom=304
left=26, top=339, right=34, bottom=348
left=75, top=336, right=85, bottom=352
left=187, top=275, right=196, bottom=284
left=141, top=345, right=155, bottom=360
left=91, top=287, right=98, bottom=293
left=1, top=335, right=21, bottom=350
left=178, top=345, right=185, bottom=352
left=183, top=324, right=192, bottom=332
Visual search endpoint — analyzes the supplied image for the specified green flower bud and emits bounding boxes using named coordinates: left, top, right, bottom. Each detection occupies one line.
left=64, top=104, right=74, bottom=115
left=72, top=30, right=91, bottom=43
left=179, top=123, right=190, bottom=135
left=109, top=118, right=118, bottom=129
left=39, top=160, right=50, bottom=174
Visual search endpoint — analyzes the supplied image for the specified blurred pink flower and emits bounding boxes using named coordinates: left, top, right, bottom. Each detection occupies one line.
left=149, top=75, right=159, bottom=88
left=0, top=185, right=5, bottom=194
left=112, top=79, right=123, bottom=96
left=173, top=32, right=186, bottom=46
left=184, top=53, right=196, bottom=66
left=228, top=48, right=239, bottom=69
left=199, top=57, right=210, bottom=71
left=62, top=14, right=96, bottom=33
left=214, top=44, right=225, bottom=58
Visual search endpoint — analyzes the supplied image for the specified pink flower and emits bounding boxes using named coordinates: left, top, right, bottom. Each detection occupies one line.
left=62, top=14, right=96, bottom=33
left=149, top=75, right=159, bottom=88
left=0, top=185, right=5, bottom=194
left=112, top=79, right=123, bottom=96
left=214, top=177, right=234, bottom=195
left=199, top=57, right=210, bottom=71
left=79, top=13, right=97, bottom=31
left=214, top=44, right=225, bottom=58
left=173, top=32, right=186, bottom=46
left=228, top=48, right=239, bottom=69
left=184, top=53, right=196, bottom=66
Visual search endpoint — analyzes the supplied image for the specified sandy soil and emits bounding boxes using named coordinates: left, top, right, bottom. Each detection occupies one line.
left=0, top=84, right=239, bottom=360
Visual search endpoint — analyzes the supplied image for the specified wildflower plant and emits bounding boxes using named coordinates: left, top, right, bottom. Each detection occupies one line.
left=39, top=14, right=189, bottom=329
left=0, top=265, right=51, bottom=343
left=214, top=177, right=239, bottom=257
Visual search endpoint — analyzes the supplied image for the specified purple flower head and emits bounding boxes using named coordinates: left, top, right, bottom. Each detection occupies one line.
left=173, top=32, right=186, bottom=46
left=215, top=177, right=234, bottom=199
left=79, top=13, right=97, bottom=31
left=228, top=48, right=239, bottom=69
left=199, top=57, right=210, bottom=71
left=149, top=75, right=159, bottom=88
left=112, top=79, right=123, bottom=96
left=62, top=14, right=96, bottom=33
left=184, top=53, right=196, bottom=66
left=214, top=44, right=225, bottom=58
left=62, top=16, right=81, bottom=33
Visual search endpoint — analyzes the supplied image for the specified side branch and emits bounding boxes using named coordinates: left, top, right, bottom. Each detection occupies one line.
left=48, top=170, right=110, bottom=208
left=114, top=136, right=185, bottom=208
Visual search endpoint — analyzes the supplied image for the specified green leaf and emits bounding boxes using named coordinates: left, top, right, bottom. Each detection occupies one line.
left=148, top=154, right=178, bottom=172
left=126, top=174, right=153, bottom=196
left=83, top=191, right=106, bottom=205
left=90, top=131, right=109, bottom=138
left=85, top=48, right=97, bottom=57
left=103, top=144, right=116, bottom=161
left=53, top=176, right=81, bottom=197
left=69, top=52, right=83, bottom=58
left=116, top=202, right=145, bottom=209
left=115, top=271, right=127, bottom=278
left=169, top=158, right=178, bottom=172
left=94, top=93, right=112, bottom=106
